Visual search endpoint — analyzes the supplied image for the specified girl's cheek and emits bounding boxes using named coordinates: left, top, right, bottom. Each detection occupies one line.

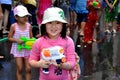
left=24, top=18, right=28, bottom=22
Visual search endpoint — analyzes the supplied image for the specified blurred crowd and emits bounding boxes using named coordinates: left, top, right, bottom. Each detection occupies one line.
left=0, top=0, right=120, bottom=38
left=0, top=0, right=120, bottom=79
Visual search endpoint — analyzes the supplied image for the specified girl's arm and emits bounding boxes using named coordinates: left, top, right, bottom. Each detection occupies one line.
left=105, top=0, right=113, bottom=9
left=62, top=39, right=76, bottom=70
left=8, top=25, right=16, bottom=42
left=58, top=52, right=79, bottom=70
left=29, top=26, right=33, bottom=38
left=8, top=24, right=23, bottom=44
left=52, top=38, right=76, bottom=70
left=52, top=59, right=73, bottom=70
left=29, top=59, right=51, bottom=68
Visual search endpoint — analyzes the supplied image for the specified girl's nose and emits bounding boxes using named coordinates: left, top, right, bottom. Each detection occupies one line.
left=52, top=22, right=57, bottom=28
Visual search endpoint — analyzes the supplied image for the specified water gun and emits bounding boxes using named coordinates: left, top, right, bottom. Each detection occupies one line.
left=41, top=46, right=66, bottom=75
left=17, top=37, right=36, bottom=51
left=93, top=1, right=100, bottom=8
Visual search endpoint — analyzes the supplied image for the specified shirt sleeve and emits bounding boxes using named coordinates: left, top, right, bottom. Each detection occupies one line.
left=29, top=39, right=41, bottom=61
left=65, top=37, right=76, bottom=68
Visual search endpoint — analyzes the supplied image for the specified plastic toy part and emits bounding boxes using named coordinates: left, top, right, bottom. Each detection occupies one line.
left=41, top=46, right=66, bottom=74
left=17, top=37, right=36, bottom=51
left=93, top=1, right=100, bottom=8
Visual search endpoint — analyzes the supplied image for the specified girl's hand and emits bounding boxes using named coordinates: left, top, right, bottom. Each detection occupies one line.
left=38, top=59, right=51, bottom=68
left=89, top=2, right=93, bottom=6
left=51, top=60, right=58, bottom=67
left=109, top=4, right=113, bottom=9
left=51, top=60, right=63, bottom=68
left=15, top=38, right=23, bottom=44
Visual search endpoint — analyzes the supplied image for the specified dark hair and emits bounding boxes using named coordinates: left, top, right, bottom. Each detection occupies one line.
left=41, top=23, right=67, bottom=38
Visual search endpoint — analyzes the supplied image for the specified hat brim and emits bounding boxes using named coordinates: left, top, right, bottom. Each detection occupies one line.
left=17, top=13, right=31, bottom=17
left=41, top=17, right=67, bottom=24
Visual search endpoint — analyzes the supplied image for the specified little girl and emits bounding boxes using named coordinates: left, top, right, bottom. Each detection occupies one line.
left=29, top=7, right=76, bottom=80
left=83, top=0, right=101, bottom=43
left=8, top=5, right=33, bottom=80
left=104, top=0, right=119, bottom=34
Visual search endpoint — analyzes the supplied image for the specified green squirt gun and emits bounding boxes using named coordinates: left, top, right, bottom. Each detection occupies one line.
left=17, top=37, right=36, bottom=51
left=93, top=1, right=100, bottom=8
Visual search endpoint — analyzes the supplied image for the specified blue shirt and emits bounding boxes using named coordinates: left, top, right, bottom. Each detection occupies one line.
left=70, top=0, right=76, bottom=11
left=0, top=0, right=12, bottom=5
left=75, top=0, right=88, bottom=13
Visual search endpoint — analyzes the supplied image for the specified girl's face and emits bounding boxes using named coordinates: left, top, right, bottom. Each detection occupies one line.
left=15, top=16, right=29, bottom=24
left=46, top=21, right=63, bottom=39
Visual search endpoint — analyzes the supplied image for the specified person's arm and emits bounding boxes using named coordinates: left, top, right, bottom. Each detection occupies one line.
left=52, top=38, right=76, bottom=70
left=0, top=4, right=3, bottom=20
left=105, top=0, right=113, bottom=9
left=8, top=24, right=23, bottom=44
left=8, top=24, right=16, bottom=42
left=29, top=25, right=33, bottom=38
left=29, top=38, right=51, bottom=68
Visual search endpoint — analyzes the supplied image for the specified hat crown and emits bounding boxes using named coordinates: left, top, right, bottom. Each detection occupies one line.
left=43, top=7, right=65, bottom=20
left=14, top=5, right=31, bottom=17
left=42, top=7, right=67, bottom=24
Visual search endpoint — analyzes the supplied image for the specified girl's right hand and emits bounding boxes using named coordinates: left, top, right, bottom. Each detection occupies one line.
left=38, top=59, right=51, bottom=68
left=15, top=38, right=24, bottom=44
left=109, top=4, right=113, bottom=9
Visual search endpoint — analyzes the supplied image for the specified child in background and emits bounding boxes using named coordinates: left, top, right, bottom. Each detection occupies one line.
left=83, top=0, right=101, bottom=43
left=29, top=7, right=76, bottom=80
left=74, top=0, right=89, bottom=37
left=82, top=0, right=101, bottom=76
left=8, top=5, right=33, bottom=80
left=104, top=0, right=119, bottom=35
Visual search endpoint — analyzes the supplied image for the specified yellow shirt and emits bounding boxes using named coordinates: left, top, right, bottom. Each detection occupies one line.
left=22, top=0, right=36, bottom=7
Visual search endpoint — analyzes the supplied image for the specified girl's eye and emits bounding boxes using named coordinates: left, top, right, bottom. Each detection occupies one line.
left=47, top=21, right=61, bottom=24
left=56, top=22, right=61, bottom=24
left=48, top=22, right=52, bottom=24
